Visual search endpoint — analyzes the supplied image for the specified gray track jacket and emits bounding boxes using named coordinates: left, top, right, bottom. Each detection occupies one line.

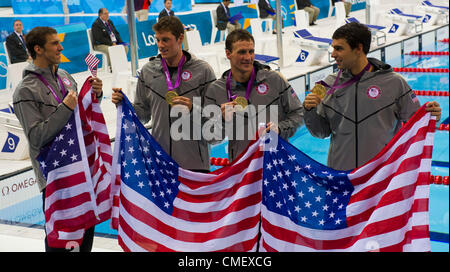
left=204, top=61, right=304, bottom=162
left=133, top=51, right=216, bottom=171
left=13, top=64, right=78, bottom=191
left=304, top=58, right=421, bottom=171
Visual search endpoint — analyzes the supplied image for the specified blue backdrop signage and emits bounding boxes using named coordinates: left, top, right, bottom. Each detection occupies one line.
left=0, top=44, right=7, bottom=90
left=12, top=0, right=127, bottom=14
left=53, top=23, right=91, bottom=74
left=178, top=11, right=214, bottom=46
left=0, top=0, right=11, bottom=7
left=149, top=0, right=192, bottom=13
left=116, top=17, right=159, bottom=60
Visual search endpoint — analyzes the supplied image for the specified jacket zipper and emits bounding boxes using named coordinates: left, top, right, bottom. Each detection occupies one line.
left=197, top=142, right=204, bottom=164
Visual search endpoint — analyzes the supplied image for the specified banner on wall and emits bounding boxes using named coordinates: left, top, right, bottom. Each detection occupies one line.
left=149, top=0, right=192, bottom=13
left=0, top=44, right=7, bottom=90
left=53, top=23, right=91, bottom=74
left=0, top=0, right=11, bottom=7
left=12, top=0, right=126, bottom=14
left=178, top=11, right=214, bottom=45
left=117, top=18, right=158, bottom=60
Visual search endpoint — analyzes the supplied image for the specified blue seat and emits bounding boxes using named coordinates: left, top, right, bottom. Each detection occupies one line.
left=422, top=1, right=449, bottom=10
left=254, top=54, right=279, bottom=63
left=389, top=8, right=422, bottom=19
left=345, top=17, right=385, bottom=31
left=294, top=29, right=332, bottom=44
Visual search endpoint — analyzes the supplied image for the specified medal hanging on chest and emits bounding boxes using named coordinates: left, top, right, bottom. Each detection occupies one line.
left=162, top=55, right=186, bottom=105
left=226, top=68, right=256, bottom=110
left=316, top=62, right=372, bottom=97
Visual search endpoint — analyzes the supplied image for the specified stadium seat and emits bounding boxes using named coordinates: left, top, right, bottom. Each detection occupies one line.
left=292, top=29, right=332, bottom=66
left=249, top=18, right=276, bottom=55
left=416, top=1, right=449, bottom=25
left=185, top=30, right=221, bottom=76
left=3, top=42, right=11, bottom=65
left=335, top=1, right=347, bottom=28
left=345, top=17, right=386, bottom=46
left=294, top=10, right=310, bottom=30
left=210, top=10, right=227, bottom=45
left=386, top=8, right=424, bottom=35
left=6, top=61, right=28, bottom=92
left=87, top=28, right=109, bottom=73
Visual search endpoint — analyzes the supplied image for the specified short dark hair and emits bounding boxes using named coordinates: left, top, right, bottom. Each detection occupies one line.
left=153, top=16, right=184, bottom=39
left=98, top=8, right=106, bottom=16
left=225, top=29, right=255, bottom=52
left=13, top=19, right=22, bottom=26
left=25, top=26, right=57, bottom=59
left=332, top=22, right=371, bottom=54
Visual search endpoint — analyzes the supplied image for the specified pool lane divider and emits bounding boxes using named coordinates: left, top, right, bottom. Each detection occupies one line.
left=210, top=157, right=230, bottom=166
left=407, top=51, right=449, bottom=56
left=429, top=175, right=449, bottom=185
left=437, top=124, right=449, bottom=131
left=414, top=90, right=449, bottom=96
left=393, top=67, right=449, bottom=73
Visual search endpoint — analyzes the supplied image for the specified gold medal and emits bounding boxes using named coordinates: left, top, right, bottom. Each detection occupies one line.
left=234, top=96, right=248, bottom=110
left=311, top=84, right=327, bottom=99
left=165, top=91, right=178, bottom=105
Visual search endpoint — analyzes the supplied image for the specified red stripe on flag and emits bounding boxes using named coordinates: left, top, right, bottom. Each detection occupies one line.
left=173, top=192, right=262, bottom=222
left=120, top=193, right=260, bottom=243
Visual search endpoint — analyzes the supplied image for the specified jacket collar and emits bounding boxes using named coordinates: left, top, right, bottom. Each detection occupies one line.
left=340, top=57, right=393, bottom=79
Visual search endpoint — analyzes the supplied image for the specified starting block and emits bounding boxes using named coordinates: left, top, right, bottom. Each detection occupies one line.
left=416, top=1, right=449, bottom=25
left=254, top=54, right=280, bottom=71
left=387, top=8, right=424, bottom=36
left=345, top=17, right=386, bottom=46
left=0, top=111, right=29, bottom=160
left=292, top=29, right=332, bottom=66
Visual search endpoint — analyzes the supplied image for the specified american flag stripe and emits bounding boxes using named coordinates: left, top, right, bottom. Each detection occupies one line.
left=348, top=113, right=433, bottom=180
left=176, top=166, right=262, bottom=200
left=119, top=189, right=260, bottom=243
left=118, top=182, right=261, bottom=251
left=262, top=199, right=427, bottom=243
left=85, top=53, right=100, bottom=77
left=78, top=78, right=113, bottom=222
left=112, top=92, right=433, bottom=252
left=113, top=96, right=264, bottom=251
left=39, top=78, right=113, bottom=248
left=348, top=158, right=430, bottom=210
left=260, top=105, right=434, bottom=252
left=261, top=205, right=429, bottom=251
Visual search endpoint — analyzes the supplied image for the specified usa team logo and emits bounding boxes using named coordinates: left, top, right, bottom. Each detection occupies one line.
left=257, top=83, right=269, bottom=95
left=62, top=77, right=71, bottom=87
left=181, top=71, right=192, bottom=81
left=367, top=85, right=381, bottom=99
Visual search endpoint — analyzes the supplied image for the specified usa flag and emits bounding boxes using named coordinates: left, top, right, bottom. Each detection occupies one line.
left=85, top=53, right=100, bottom=77
left=38, top=78, right=112, bottom=248
left=111, top=95, right=263, bottom=251
left=260, top=104, right=434, bottom=252
left=112, top=95, right=434, bottom=252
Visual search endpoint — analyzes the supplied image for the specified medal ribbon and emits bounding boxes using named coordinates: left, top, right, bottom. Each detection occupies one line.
left=32, top=72, right=68, bottom=104
left=161, top=54, right=186, bottom=92
left=317, top=62, right=371, bottom=96
left=226, top=67, right=256, bottom=102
